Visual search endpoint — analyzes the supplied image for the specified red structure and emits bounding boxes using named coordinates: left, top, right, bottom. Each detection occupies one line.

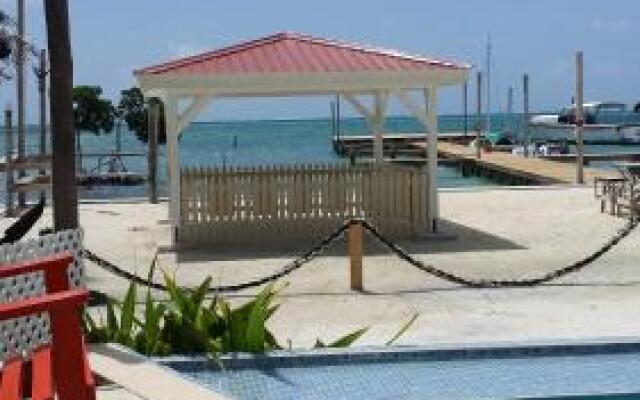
left=0, top=253, right=95, bottom=400
left=136, top=31, right=466, bottom=76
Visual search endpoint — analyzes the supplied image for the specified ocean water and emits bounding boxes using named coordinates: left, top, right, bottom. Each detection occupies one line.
left=2, top=114, right=640, bottom=202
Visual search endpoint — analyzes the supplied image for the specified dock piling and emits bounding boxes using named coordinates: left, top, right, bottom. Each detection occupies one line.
left=523, top=74, right=530, bottom=157
left=475, top=72, right=482, bottom=159
left=575, top=51, right=585, bottom=184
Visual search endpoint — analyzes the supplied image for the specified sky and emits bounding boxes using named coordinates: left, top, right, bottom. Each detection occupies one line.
left=0, top=0, right=639, bottom=123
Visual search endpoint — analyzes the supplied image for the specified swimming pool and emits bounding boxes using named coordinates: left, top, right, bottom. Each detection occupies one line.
left=160, top=338, right=640, bottom=399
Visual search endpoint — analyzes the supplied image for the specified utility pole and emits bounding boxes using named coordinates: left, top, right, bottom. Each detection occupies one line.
left=16, top=0, right=26, bottom=208
left=485, top=35, right=492, bottom=135
left=45, top=0, right=78, bottom=230
left=575, top=51, right=585, bottom=184
left=523, top=74, right=530, bottom=157
left=37, top=49, right=48, bottom=203
left=5, top=107, right=14, bottom=216
left=475, top=71, right=482, bottom=159
left=463, top=81, right=468, bottom=136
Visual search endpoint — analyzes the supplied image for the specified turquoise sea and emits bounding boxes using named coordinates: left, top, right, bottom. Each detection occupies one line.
left=2, top=113, right=640, bottom=202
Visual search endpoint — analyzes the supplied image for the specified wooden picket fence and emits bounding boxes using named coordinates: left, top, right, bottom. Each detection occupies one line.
left=180, top=163, right=427, bottom=245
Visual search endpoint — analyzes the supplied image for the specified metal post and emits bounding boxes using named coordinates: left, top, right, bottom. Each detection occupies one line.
left=475, top=72, right=482, bottom=159
left=523, top=74, right=530, bottom=157
left=148, top=101, right=158, bottom=204
left=506, top=86, right=513, bottom=134
left=463, top=82, right=468, bottom=136
left=5, top=107, right=14, bottom=216
left=16, top=0, right=26, bottom=208
left=330, top=100, right=336, bottom=138
left=38, top=49, right=48, bottom=203
left=336, top=94, right=341, bottom=139
left=348, top=221, right=363, bottom=291
left=115, top=120, right=122, bottom=154
left=485, top=35, right=492, bottom=136
left=575, top=52, right=585, bottom=184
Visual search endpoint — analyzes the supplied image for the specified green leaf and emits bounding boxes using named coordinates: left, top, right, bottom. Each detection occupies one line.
left=326, top=327, right=369, bottom=348
left=106, top=300, right=119, bottom=338
left=385, top=313, right=419, bottom=346
left=119, top=281, right=137, bottom=343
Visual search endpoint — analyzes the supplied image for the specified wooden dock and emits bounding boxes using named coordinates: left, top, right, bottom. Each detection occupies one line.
left=539, top=153, right=640, bottom=164
left=433, top=142, right=617, bottom=185
left=333, top=132, right=471, bottom=157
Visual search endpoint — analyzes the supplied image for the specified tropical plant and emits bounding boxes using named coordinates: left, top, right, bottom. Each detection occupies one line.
left=44, top=0, right=78, bottom=230
left=84, top=275, right=419, bottom=358
left=118, top=86, right=166, bottom=144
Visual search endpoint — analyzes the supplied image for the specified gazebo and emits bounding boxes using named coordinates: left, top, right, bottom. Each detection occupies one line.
left=134, top=32, right=469, bottom=246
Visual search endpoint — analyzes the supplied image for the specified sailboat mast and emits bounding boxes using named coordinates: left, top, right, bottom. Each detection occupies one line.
left=485, top=34, right=492, bottom=134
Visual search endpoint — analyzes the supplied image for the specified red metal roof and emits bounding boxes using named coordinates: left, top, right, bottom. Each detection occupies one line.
left=135, top=32, right=467, bottom=76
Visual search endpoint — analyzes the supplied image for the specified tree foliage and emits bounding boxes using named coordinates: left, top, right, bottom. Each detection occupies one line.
left=118, top=86, right=166, bottom=144
left=72, top=85, right=115, bottom=134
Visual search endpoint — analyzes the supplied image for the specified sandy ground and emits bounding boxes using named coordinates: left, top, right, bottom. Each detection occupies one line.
left=4, top=186, right=639, bottom=349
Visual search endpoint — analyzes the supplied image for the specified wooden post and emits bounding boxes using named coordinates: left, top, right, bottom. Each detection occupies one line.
left=575, top=51, right=585, bottom=184
left=475, top=71, right=482, bottom=159
left=38, top=49, right=48, bottom=203
left=373, top=92, right=386, bottom=163
left=148, top=101, right=158, bottom=204
left=16, top=0, right=26, bottom=208
left=425, top=86, right=439, bottom=233
left=5, top=106, right=14, bottom=216
left=523, top=74, right=530, bottom=157
left=348, top=221, right=363, bottom=291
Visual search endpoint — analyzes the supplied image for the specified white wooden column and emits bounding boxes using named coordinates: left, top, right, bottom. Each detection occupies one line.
left=395, top=87, right=440, bottom=233
left=372, top=91, right=389, bottom=163
left=163, top=95, right=181, bottom=245
left=425, top=86, right=439, bottom=232
left=161, top=95, right=213, bottom=245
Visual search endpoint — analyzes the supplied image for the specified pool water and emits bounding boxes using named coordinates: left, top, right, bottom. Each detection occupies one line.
left=161, top=339, right=640, bottom=400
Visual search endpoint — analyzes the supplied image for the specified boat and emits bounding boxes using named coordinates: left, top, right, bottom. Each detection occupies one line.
left=530, top=101, right=640, bottom=143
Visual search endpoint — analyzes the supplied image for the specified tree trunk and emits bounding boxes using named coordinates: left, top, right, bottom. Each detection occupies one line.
left=44, top=0, right=78, bottom=230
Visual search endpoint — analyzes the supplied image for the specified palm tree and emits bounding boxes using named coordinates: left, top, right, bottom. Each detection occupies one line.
left=44, top=0, right=78, bottom=230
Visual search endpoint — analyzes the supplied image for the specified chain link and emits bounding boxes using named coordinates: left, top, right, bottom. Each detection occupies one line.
left=83, top=215, right=639, bottom=292
left=360, top=218, right=639, bottom=288
left=82, top=221, right=350, bottom=293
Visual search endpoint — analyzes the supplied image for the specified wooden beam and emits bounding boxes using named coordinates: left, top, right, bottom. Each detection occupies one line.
left=342, top=93, right=375, bottom=125
left=395, top=90, right=429, bottom=129
left=176, top=96, right=212, bottom=135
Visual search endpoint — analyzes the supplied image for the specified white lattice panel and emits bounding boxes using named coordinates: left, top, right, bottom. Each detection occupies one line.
left=0, top=229, right=84, bottom=362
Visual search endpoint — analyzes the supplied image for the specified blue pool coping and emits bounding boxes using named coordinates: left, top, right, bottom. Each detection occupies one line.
left=156, top=335, right=640, bottom=370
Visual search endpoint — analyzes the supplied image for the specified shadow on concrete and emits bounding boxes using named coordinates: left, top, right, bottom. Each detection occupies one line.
left=171, top=218, right=525, bottom=263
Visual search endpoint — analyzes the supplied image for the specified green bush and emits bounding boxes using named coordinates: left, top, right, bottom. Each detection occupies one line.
left=84, top=275, right=417, bottom=357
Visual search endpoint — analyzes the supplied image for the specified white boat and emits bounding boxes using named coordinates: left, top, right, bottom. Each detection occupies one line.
left=530, top=101, right=640, bottom=143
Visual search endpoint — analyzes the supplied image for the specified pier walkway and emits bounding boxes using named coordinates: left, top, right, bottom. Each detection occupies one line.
left=434, top=142, right=616, bottom=185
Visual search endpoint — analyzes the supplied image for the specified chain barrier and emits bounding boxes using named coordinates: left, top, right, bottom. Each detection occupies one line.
left=360, top=218, right=639, bottom=288
left=83, top=214, right=638, bottom=292
left=82, top=221, right=350, bottom=293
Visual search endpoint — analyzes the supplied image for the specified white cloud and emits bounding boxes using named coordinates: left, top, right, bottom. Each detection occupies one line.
left=167, top=42, right=207, bottom=59
left=591, top=18, right=632, bottom=33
